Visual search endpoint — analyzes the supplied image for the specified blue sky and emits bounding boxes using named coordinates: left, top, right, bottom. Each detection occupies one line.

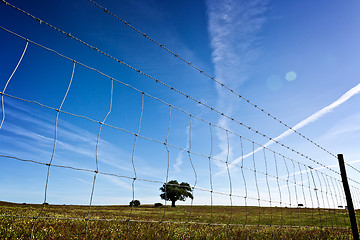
left=1, top=0, right=360, bottom=208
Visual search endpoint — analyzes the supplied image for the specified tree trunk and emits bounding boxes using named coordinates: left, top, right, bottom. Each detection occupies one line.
left=171, top=200, right=176, bottom=207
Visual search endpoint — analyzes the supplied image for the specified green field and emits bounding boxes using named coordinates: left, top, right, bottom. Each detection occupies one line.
left=1, top=201, right=358, bottom=239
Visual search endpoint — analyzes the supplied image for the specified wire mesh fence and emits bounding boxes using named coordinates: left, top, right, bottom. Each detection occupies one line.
left=0, top=0, right=359, bottom=239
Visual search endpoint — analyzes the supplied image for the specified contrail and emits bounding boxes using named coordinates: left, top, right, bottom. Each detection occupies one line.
left=230, top=82, right=360, bottom=166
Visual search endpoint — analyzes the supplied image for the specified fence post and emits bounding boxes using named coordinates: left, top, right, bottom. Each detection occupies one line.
left=338, top=154, right=359, bottom=240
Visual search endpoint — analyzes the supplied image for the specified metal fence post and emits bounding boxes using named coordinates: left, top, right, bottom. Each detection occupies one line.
left=338, top=154, right=359, bottom=240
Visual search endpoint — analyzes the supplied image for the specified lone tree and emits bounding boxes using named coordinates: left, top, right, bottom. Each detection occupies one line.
left=160, top=180, right=193, bottom=207
left=129, top=199, right=140, bottom=207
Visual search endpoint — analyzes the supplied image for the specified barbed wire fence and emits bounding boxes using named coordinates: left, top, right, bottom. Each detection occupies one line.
left=0, top=0, right=359, bottom=238
left=3, top=0, right=359, bottom=185
left=84, top=0, right=360, bottom=175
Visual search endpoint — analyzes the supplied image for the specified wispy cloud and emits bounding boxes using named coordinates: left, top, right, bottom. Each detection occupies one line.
left=1, top=99, right=169, bottom=183
left=101, top=175, right=132, bottom=191
left=207, top=0, right=268, bottom=167
left=319, top=112, right=360, bottom=142
left=173, top=152, right=184, bottom=173
left=173, top=125, right=190, bottom=172
left=207, top=0, right=268, bottom=89
left=0, top=100, right=132, bottom=170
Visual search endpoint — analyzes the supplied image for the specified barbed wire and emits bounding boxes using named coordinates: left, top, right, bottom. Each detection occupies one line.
left=1, top=25, right=359, bottom=189
left=85, top=0, right=360, bottom=177
left=0, top=98, right=354, bottom=231
left=1, top=4, right=359, bottom=234
left=2, top=69, right=357, bottom=206
left=85, top=0, right=338, bottom=159
left=3, top=90, right=351, bottom=193
left=0, top=30, right=350, bottom=191
left=0, top=2, right=347, bottom=178
left=345, top=163, right=360, bottom=175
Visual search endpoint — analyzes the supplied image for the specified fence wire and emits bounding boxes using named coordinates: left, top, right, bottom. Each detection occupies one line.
left=0, top=3, right=359, bottom=238
left=1, top=25, right=357, bottom=187
left=85, top=0, right=338, bottom=160
left=1, top=0, right=355, bottom=182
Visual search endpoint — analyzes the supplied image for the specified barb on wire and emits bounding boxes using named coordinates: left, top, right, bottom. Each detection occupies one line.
left=0, top=1, right=344, bottom=178
left=86, top=0, right=338, bottom=160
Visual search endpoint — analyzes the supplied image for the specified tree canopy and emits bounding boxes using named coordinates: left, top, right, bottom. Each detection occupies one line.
left=160, top=180, right=193, bottom=207
left=129, top=199, right=140, bottom=207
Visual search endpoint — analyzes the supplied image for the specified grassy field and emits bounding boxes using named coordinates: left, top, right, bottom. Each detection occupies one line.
left=1, top=201, right=358, bottom=239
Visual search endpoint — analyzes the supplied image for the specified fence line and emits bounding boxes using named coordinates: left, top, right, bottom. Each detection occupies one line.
left=85, top=0, right=360, bottom=177
left=0, top=1, right=349, bottom=180
left=0, top=96, right=357, bottom=234
left=0, top=26, right=358, bottom=197
left=2, top=91, right=348, bottom=190
left=85, top=0, right=337, bottom=160
left=1, top=26, right=356, bottom=189
left=1, top=2, right=359, bottom=237
left=0, top=148, right=355, bottom=209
